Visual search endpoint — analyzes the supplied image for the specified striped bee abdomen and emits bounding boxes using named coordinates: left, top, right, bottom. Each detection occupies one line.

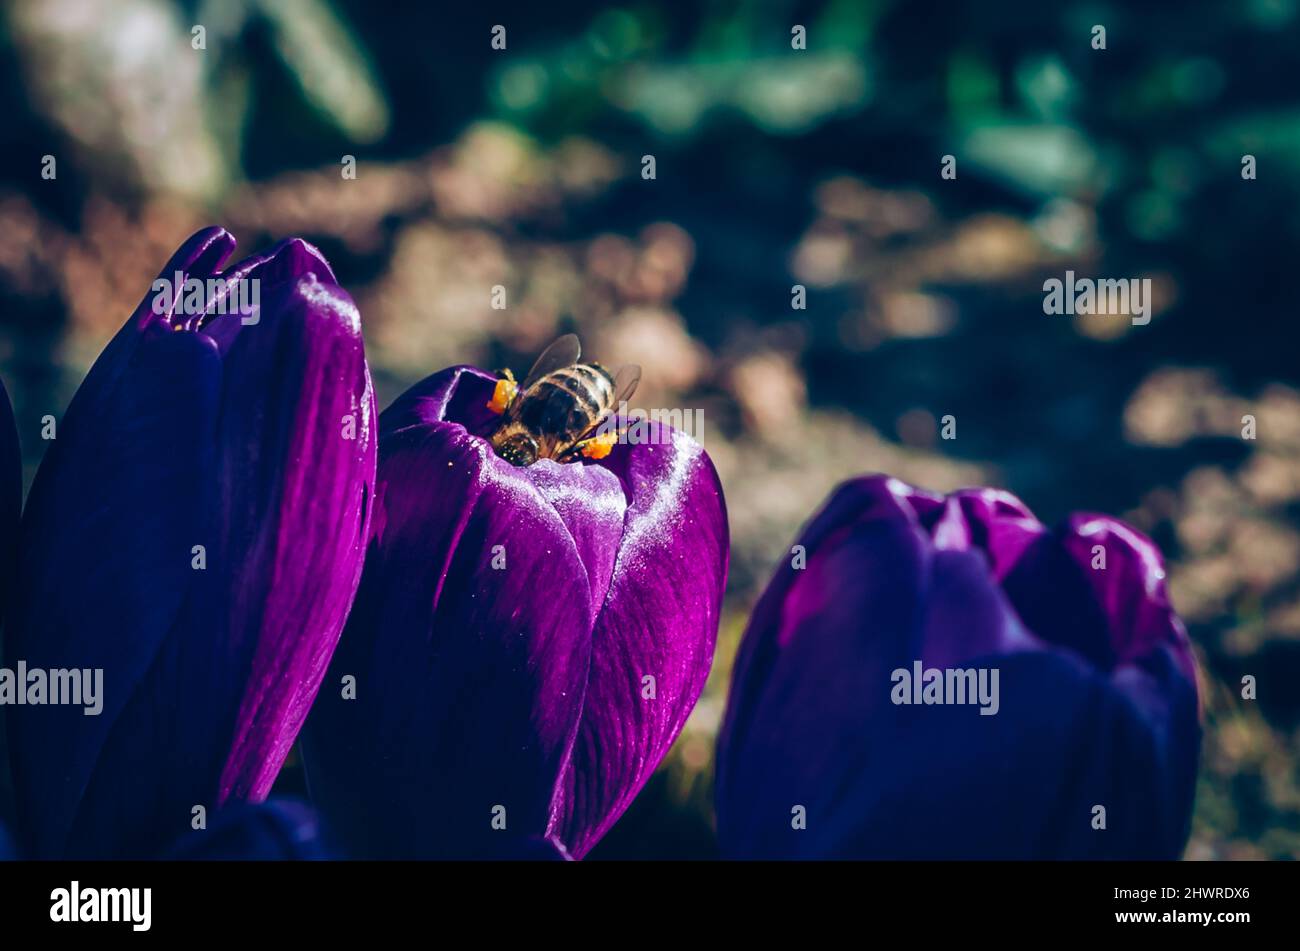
left=517, top=364, right=617, bottom=442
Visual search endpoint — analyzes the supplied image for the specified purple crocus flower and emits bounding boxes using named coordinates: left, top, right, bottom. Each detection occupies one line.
left=716, top=475, right=1199, bottom=859
left=302, top=364, right=728, bottom=859
left=5, top=227, right=376, bottom=859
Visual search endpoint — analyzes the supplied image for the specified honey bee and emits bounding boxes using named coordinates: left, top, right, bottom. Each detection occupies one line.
left=486, top=334, right=641, bottom=467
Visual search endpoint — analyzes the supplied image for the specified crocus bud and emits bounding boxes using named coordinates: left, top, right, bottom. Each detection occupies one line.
left=717, top=475, right=1199, bottom=859
left=5, top=228, right=376, bottom=859
left=303, top=365, right=728, bottom=858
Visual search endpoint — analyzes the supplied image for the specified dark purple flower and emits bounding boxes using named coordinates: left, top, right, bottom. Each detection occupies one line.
left=5, top=227, right=376, bottom=859
left=161, top=797, right=332, bottom=860
left=302, top=365, right=728, bottom=858
left=716, top=475, right=1199, bottom=859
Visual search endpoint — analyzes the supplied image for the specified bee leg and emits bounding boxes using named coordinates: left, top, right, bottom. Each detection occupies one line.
left=486, top=368, right=518, bottom=415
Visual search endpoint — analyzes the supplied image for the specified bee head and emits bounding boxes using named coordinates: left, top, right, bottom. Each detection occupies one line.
left=495, top=432, right=539, bottom=467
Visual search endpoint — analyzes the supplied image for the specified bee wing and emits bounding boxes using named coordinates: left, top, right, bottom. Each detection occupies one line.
left=521, top=334, right=582, bottom=391
left=611, top=364, right=641, bottom=405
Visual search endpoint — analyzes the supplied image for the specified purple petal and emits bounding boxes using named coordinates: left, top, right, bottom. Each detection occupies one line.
left=719, top=477, right=924, bottom=770
left=940, top=488, right=1046, bottom=579
left=193, top=237, right=338, bottom=354
left=210, top=273, right=376, bottom=803
left=8, top=325, right=222, bottom=859
left=1058, top=514, right=1195, bottom=676
left=552, top=421, right=728, bottom=858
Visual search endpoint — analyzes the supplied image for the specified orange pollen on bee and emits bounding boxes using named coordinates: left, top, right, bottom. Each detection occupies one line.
left=486, top=377, right=517, bottom=415
left=580, top=431, right=618, bottom=460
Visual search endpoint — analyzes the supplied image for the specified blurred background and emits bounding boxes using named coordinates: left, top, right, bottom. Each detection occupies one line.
left=0, top=0, right=1297, bottom=858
